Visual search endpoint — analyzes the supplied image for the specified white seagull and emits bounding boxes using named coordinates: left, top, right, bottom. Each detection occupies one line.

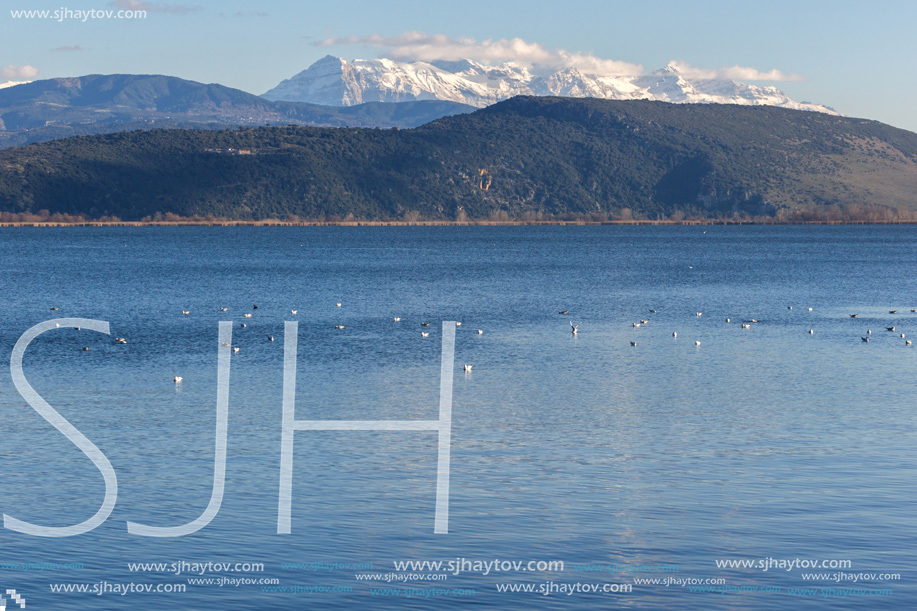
left=464, top=364, right=473, bottom=372
left=174, top=376, right=183, bottom=383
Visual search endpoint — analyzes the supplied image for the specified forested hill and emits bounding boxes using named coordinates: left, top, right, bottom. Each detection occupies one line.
left=1, top=96, right=916, bottom=222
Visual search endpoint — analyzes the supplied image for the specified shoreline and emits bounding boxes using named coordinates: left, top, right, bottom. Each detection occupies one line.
left=2, top=219, right=917, bottom=228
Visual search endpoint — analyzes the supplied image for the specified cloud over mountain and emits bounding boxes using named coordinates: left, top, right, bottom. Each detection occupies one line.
left=317, top=31, right=643, bottom=76
left=316, top=31, right=800, bottom=81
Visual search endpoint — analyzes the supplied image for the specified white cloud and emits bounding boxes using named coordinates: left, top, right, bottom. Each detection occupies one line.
left=316, top=31, right=643, bottom=76
left=0, top=64, right=38, bottom=79
left=667, top=60, right=802, bottom=82
left=108, top=0, right=200, bottom=14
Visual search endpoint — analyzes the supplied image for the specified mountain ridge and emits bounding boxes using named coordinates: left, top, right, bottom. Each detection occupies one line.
left=263, top=55, right=837, bottom=115
left=0, top=74, right=475, bottom=148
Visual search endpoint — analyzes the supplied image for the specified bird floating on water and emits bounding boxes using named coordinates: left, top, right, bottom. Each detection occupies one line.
left=182, top=311, right=190, bottom=315
left=630, top=341, right=637, bottom=347
left=725, top=318, right=731, bottom=323
left=174, top=376, right=183, bottom=383
left=633, top=323, right=641, bottom=328
left=808, top=329, right=814, bottom=334
left=50, top=307, right=59, bottom=311
left=649, top=309, right=657, bottom=313
left=456, top=322, right=462, bottom=326
left=269, top=336, right=274, bottom=342
left=421, top=331, right=430, bottom=337
left=906, top=340, right=912, bottom=346
left=808, top=307, right=813, bottom=311
left=672, top=332, right=677, bottom=338
left=570, top=322, right=580, bottom=335
left=244, top=313, right=252, bottom=318
left=695, top=340, right=701, bottom=346
left=334, top=325, right=345, bottom=330
left=477, top=329, right=483, bottom=334
left=850, top=314, right=858, bottom=318
left=115, top=337, right=127, bottom=344
left=788, top=306, right=793, bottom=310
left=640, top=319, right=649, bottom=324
left=464, top=364, right=473, bottom=372
left=750, top=319, right=759, bottom=323
left=82, top=346, right=89, bottom=351
left=742, top=324, right=751, bottom=329
left=393, top=317, right=401, bottom=322
left=421, top=322, right=431, bottom=327
left=887, top=327, right=896, bottom=332
left=867, top=329, right=872, bottom=334
left=291, top=310, right=297, bottom=315
left=559, top=310, right=569, bottom=315
left=221, top=342, right=230, bottom=347
left=861, top=337, right=870, bottom=342
left=241, top=323, right=247, bottom=328
left=890, top=310, right=898, bottom=314
left=900, top=333, right=905, bottom=338
left=220, top=307, right=228, bottom=312
left=696, top=312, right=702, bottom=317
left=232, top=347, right=240, bottom=353
left=253, top=305, right=259, bottom=309
left=336, top=303, right=342, bottom=307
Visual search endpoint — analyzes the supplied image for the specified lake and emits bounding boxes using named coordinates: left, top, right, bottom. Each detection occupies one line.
left=0, top=225, right=914, bottom=609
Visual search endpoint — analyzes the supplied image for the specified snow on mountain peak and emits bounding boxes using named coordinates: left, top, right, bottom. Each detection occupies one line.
left=262, top=56, right=837, bottom=115
left=0, top=80, right=31, bottom=90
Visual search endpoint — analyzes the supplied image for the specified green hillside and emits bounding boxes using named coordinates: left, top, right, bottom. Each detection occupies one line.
left=1, top=96, right=916, bottom=222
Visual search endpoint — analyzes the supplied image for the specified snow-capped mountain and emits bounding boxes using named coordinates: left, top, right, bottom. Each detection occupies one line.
left=263, top=56, right=837, bottom=115
left=0, top=80, right=31, bottom=90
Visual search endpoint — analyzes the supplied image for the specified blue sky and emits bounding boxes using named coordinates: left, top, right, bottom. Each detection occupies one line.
left=3, top=0, right=916, bottom=131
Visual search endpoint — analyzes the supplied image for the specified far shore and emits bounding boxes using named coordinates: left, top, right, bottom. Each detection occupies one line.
left=3, top=219, right=917, bottom=228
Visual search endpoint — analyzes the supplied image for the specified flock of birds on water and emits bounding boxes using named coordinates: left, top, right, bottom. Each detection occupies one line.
left=54, top=302, right=914, bottom=384
left=565, top=306, right=914, bottom=349
left=55, top=301, right=483, bottom=383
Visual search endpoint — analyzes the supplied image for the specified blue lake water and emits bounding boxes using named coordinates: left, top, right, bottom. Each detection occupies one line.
left=0, top=225, right=914, bottom=609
